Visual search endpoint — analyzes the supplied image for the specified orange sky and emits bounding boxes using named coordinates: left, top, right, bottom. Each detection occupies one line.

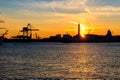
left=0, top=0, right=120, bottom=38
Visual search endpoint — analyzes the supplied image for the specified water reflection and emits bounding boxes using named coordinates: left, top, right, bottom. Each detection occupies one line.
left=0, top=42, right=120, bottom=79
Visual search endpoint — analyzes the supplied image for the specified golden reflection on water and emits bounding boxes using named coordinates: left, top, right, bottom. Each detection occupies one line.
left=66, top=44, right=98, bottom=78
left=0, top=43, right=120, bottom=79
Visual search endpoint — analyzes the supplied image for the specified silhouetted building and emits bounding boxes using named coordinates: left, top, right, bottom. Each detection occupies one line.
left=105, top=29, right=113, bottom=41
left=49, top=34, right=62, bottom=42
left=106, top=29, right=112, bottom=37
left=62, top=34, right=72, bottom=42
left=73, top=35, right=81, bottom=42
left=41, top=34, right=62, bottom=42
left=85, top=34, right=105, bottom=42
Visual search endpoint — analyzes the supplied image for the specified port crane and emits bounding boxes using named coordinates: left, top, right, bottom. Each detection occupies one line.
left=13, top=23, right=39, bottom=39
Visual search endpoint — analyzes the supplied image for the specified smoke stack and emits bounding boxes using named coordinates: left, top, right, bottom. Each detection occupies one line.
left=78, top=24, right=80, bottom=36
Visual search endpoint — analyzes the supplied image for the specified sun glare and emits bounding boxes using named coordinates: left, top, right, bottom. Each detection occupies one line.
left=70, top=21, right=88, bottom=35
left=81, top=24, right=86, bottom=31
left=80, top=24, right=87, bottom=36
left=81, top=34, right=85, bottom=38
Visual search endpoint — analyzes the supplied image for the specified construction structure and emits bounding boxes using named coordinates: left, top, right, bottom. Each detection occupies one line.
left=12, top=23, right=39, bottom=39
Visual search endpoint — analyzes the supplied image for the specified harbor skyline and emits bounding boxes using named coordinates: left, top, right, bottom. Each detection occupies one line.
left=0, top=0, right=120, bottom=38
left=1, top=1, right=120, bottom=79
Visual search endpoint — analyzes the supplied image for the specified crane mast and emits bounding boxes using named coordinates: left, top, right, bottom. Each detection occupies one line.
left=13, top=23, right=39, bottom=39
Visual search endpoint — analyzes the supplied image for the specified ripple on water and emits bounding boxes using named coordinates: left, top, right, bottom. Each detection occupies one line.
left=0, top=42, right=120, bottom=78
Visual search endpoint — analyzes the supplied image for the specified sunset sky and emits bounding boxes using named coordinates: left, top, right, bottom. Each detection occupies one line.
left=0, top=0, right=120, bottom=38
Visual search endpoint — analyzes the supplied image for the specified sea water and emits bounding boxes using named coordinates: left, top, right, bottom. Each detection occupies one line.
left=0, top=42, right=120, bottom=79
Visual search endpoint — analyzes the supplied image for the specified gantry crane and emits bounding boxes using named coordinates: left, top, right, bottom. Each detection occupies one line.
left=13, top=23, right=39, bottom=39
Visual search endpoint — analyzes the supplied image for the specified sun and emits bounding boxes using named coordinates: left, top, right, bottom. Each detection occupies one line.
left=80, top=24, right=87, bottom=38
left=70, top=21, right=88, bottom=36
left=81, top=34, right=85, bottom=38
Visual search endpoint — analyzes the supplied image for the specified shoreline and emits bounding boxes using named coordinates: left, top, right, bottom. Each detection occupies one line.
left=2, top=39, right=120, bottom=43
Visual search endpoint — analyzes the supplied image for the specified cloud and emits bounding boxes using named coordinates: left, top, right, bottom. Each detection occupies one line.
left=16, top=0, right=120, bottom=15
left=89, top=6, right=120, bottom=16
left=1, top=0, right=120, bottom=20
left=86, top=0, right=120, bottom=7
left=90, top=6, right=120, bottom=12
left=17, top=0, right=88, bottom=14
left=16, top=9, right=64, bottom=20
left=0, top=20, right=5, bottom=23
